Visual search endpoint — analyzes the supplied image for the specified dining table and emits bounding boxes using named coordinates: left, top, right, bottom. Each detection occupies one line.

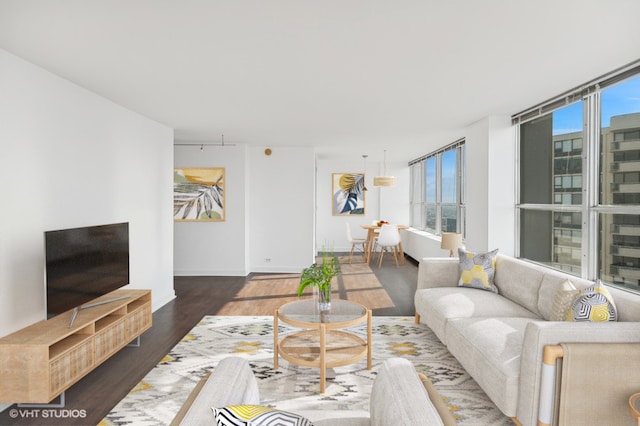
left=360, top=223, right=409, bottom=265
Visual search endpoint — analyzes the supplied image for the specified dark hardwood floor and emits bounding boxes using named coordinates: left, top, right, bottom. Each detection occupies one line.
left=0, top=254, right=418, bottom=426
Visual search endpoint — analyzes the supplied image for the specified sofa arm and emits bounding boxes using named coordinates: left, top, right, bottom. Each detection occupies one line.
left=370, top=358, right=448, bottom=426
left=417, top=257, right=459, bottom=290
left=174, top=356, right=260, bottom=426
left=516, top=321, right=640, bottom=426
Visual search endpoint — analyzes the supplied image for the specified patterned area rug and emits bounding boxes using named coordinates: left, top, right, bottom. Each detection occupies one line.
left=101, top=316, right=512, bottom=425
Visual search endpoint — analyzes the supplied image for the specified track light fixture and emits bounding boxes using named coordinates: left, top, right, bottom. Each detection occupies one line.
left=174, top=134, right=236, bottom=150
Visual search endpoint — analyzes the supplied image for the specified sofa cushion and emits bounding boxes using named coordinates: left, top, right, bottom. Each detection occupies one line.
left=457, top=248, right=499, bottom=293
left=537, top=271, right=593, bottom=320
left=550, top=280, right=581, bottom=321
left=415, top=287, right=541, bottom=345
left=568, top=281, right=617, bottom=322
left=494, top=255, right=545, bottom=316
left=445, top=317, right=539, bottom=417
left=212, top=405, right=312, bottom=426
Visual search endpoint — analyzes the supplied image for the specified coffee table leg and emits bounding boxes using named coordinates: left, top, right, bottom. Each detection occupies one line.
left=367, top=310, right=372, bottom=370
left=320, top=323, right=326, bottom=393
left=273, top=310, right=279, bottom=370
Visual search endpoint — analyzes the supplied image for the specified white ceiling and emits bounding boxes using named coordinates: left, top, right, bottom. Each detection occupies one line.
left=1, top=0, right=639, bottom=162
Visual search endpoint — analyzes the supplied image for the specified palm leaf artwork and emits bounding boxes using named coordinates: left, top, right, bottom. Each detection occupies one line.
left=173, top=168, right=225, bottom=221
left=333, top=173, right=365, bottom=215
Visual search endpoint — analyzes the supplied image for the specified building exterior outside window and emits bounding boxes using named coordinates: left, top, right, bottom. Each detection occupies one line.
left=600, top=113, right=640, bottom=287
left=517, top=69, right=640, bottom=292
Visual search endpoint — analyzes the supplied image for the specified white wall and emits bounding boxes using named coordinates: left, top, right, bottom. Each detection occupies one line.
left=315, top=158, right=409, bottom=253
left=487, top=116, right=516, bottom=254
left=169, top=120, right=518, bottom=274
left=379, top=161, right=410, bottom=226
left=0, top=49, right=175, bottom=338
left=172, top=152, right=411, bottom=275
left=402, top=230, right=449, bottom=259
left=465, top=120, right=491, bottom=252
left=249, top=146, right=315, bottom=271
left=465, top=116, right=516, bottom=255
left=403, top=117, right=516, bottom=261
left=174, top=145, right=316, bottom=275
left=312, top=119, right=516, bottom=263
left=169, top=110, right=515, bottom=278
left=175, top=150, right=414, bottom=275
left=173, top=144, right=248, bottom=275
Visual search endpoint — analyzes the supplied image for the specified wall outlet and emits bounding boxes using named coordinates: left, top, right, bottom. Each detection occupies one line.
left=265, top=258, right=271, bottom=262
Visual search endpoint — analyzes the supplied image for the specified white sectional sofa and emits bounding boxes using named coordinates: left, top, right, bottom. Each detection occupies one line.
left=414, top=254, right=640, bottom=426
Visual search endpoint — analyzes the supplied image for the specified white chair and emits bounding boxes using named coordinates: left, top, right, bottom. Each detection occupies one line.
left=376, top=224, right=400, bottom=267
left=346, top=222, right=367, bottom=264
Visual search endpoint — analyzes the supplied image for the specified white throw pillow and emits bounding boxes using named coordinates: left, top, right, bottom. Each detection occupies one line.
left=550, top=280, right=580, bottom=321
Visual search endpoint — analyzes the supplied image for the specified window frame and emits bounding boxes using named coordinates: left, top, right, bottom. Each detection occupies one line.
left=409, top=140, right=465, bottom=236
left=515, top=62, right=640, bottom=292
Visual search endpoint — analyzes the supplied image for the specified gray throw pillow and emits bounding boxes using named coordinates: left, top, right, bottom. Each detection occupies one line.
left=457, top=248, right=499, bottom=293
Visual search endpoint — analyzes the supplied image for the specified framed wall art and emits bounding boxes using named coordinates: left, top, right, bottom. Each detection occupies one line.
left=332, top=173, right=365, bottom=215
left=174, top=167, right=225, bottom=221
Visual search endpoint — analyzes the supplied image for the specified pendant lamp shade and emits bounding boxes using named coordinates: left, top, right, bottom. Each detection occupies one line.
left=373, top=176, right=397, bottom=186
left=373, top=150, right=396, bottom=187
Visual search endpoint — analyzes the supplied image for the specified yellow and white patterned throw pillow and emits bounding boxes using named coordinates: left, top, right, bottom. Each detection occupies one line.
left=212, top=405, right=313, bottom=426
left=457, top=248, right=499, bottom=293
left=567, top=280, right=617, bottom=322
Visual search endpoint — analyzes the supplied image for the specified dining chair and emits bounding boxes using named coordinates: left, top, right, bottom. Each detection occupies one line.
left=346, top=223, right=367, bottom=264
left=369, top=220, right=381, bottom=253
left=376, top=224, right=400, bottom=267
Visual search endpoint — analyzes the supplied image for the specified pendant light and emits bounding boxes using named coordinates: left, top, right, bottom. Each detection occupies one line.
left=373, top=150, right=396, bottom=187
left=362, top=154, right=368, bottom=191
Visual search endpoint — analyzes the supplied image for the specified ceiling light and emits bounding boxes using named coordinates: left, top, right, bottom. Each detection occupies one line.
left=373, top=150, right=396, bottom=187
left=362, top=154, right=368, bottom=191
left=174, top=134, right=236, bottom=149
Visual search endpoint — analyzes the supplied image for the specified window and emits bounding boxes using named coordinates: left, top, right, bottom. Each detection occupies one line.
left=409, top=140, right=465, bottom=235
left=516, top=64, right=640, bottom=292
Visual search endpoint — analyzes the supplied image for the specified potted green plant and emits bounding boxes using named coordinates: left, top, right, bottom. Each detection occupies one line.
left=297, top=250, right=341, bottom=311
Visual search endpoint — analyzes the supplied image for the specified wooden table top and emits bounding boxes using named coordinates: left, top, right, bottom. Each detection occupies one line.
left=360, top=223, right=409, bottom=230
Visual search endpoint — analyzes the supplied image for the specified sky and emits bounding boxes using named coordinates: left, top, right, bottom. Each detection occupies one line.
left=553, top=75, right=640, bottom=135
left=424, top=150, right=457, bottom=203
left=425, top=75, right=640, bottom=202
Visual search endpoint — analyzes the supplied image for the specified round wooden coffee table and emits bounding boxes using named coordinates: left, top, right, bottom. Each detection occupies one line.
left=630, top=392, right=640, bottom=425
left=274, top=299, right=372, bottom=393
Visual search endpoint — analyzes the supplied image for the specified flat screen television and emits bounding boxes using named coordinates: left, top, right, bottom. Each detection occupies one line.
left=45, top=222, right=130, bottom=326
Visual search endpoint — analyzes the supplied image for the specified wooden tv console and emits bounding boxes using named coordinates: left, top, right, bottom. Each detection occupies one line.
left=0, top=289, right=152, bottom=404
